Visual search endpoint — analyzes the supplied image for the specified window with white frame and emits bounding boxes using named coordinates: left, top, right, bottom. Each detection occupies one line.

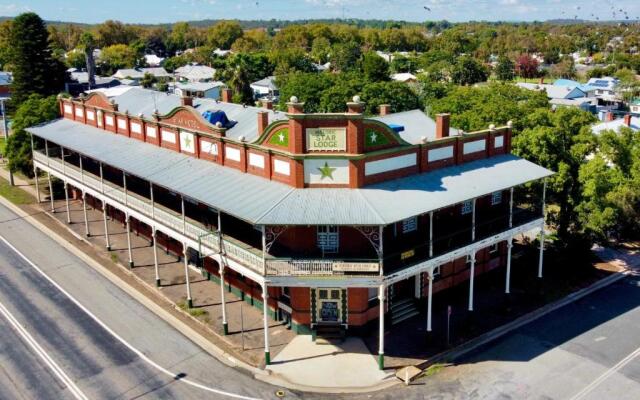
left=317, top=225, right=339, bottom=253
left=489, top=243, right=499, bottom=254
left=461, top=200, right=473, bottom=215
left=491, top=191, right=503, bottom=205
left=402, top=216, right=418, bottom=233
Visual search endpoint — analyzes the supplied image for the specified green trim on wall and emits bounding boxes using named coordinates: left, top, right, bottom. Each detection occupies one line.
left=310, top=288, right=317, bottom=325
left=364, top=127, right=391, bottom=148
left=292, top=321, right=312, bottom=335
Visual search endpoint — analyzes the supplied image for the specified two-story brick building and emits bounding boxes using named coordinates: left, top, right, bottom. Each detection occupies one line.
left=27, top=87, right=553, bottom=368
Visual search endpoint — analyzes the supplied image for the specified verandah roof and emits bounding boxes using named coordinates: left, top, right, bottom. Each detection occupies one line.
left=28, top=118, right=553, bottom=226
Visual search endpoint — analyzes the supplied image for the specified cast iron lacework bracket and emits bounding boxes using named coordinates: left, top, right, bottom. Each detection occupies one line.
left=265, top=226, right=288, bottom=253
left=354, top=226, right=382, bottom=257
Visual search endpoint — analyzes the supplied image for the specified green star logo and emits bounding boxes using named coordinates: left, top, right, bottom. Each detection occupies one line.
left=183, top=134, right=192, bottom=149
left=318, top=162, right=336, bottom=180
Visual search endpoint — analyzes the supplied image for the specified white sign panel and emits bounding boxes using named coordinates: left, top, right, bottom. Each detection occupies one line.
left=365, top=153, right=417, bottom=176
left=97, top=110, right=103, bottom=127
left=105, top=115, right=114, bottom=126
left=161, top=129, right=176, bottom=143
left=304, top=158, right=350, bottom=184
left=86, top=110, right=95, bottom=121
left=146, top=126, right=157, bottom=138
left=75, top=107, right=84, bottom=118
left=249, top=153, right=265, bottom=169
left=494, top=136, right=504, bottom=148
left=117, top=118, right=127, bottom=130
left=201, top=140, right=218, bottom=155
left=131, top=122, right=142, bottom=134
left=306, top=128, right=347, bottom=151
left=273, top=159, right=290, bottom=176
left=63, top=104, right=73, bottom=114
left=428, top=146, right=454, bottom=162
left=179, top=130, right=195, bottom=153
left=463, top=139, right=486, bottom=155
left=225, top=146, right=241, bottom=162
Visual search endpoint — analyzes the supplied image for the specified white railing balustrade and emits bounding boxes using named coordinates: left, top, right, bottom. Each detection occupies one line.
left=34, top=151, right=380, bottom=277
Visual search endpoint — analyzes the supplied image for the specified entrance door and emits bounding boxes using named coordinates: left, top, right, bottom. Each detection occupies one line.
left=317, top=288, right=341, bottom=323
left=390, top=276, right=415, bottom=303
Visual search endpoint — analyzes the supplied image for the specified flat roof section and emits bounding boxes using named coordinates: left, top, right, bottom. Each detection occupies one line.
left=28, top=118, right=553, bottom=226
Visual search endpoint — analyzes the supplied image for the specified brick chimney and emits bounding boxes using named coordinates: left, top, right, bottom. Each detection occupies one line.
left=379, top=104, right=391, bottom=116
left=261, top=99, right=274, bottom=110
left=346, top=95, right=363, bottom=114
left=624, top=114, right=632, bottom=127
left=606, top=112, right=615, bottom=122
left=181, top=95, right=193, bottom=107
left=221, top=88, right=232, bottom=103
left=286, top=96, right=304, bottom=114
left=436, top=113, right=450, bottom=139
left=257, top=111, right=269, bottom=135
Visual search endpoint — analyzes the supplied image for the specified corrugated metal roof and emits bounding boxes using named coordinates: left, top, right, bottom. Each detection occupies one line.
left=28, top=119, right=553, bottom=226
left=110, top=87, right=287, bottom=142
left=372, top=110, right=461, bottom=144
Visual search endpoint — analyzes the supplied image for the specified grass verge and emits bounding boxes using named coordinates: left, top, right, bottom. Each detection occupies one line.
left=0, top=175, right=35, bottom=205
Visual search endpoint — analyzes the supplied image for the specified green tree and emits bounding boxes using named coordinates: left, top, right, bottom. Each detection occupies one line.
left=99, top=44, right=140, bottom=75
left=3, top=95, right=59, bottom=177
left=9, top=13, right=66, bottom=106
left=495, top=56, right=515, bottom=81
left=140, top=72, right=157, bottom=88
left=206, top=21, right=243, bottom=50
left=361, top=81, right=420, bottom=115
left=362, top=51, right=389, bottom=82
left=451, top=56, right=488, bottom=86
left=513, top=107, right=597, bottom=242
left=330, top=41, right=361, bottom=72
left=276, top=72, right=334, bottom=112
left=95, top=20, right=138, bottom=47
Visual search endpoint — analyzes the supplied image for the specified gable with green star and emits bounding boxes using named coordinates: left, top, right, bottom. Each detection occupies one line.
left=365, top=128, right=390, bottom=148
left=268, top=128, right=289, bottom=148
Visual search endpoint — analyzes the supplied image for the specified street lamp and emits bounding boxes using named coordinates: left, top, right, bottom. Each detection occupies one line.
left=0, top=96, right=12, bottom=186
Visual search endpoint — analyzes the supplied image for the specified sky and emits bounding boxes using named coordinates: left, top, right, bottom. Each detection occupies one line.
left=1, top=0, right=640, bottom=24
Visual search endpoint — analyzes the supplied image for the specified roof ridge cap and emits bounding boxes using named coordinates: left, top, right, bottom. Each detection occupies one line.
left=254, top=187, right=297, bottom=225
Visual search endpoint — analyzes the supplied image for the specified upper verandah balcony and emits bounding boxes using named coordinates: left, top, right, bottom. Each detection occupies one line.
left=29, top=118, right=552, bottom=281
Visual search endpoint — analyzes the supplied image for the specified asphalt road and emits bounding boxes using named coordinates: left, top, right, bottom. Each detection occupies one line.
left=340, top=273, right=640, bottom=399
left=0, top=201, right=293, bottom=400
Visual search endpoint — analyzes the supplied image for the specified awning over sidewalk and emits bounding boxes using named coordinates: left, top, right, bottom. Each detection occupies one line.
left=28, top=118, right=553, bottom=226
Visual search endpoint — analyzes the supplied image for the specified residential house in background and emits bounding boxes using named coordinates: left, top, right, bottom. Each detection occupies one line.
left=630, top=99, right=640, bottom=115
left=391, top=73, right=418, bottom=83
left=250, top=76, right=278, bottom=101
left=144, top=54, right=165, bottom=67
left=175, top=63, right=216, bottom=83
left=113, top=67, right=172, bottom=84
left=172, top=81, right=225, bottom=99
left=592, top=114, right=639, bottom=134
left=0, top=71, right=11, bottom=98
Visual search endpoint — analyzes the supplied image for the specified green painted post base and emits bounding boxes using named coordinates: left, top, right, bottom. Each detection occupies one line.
left=222, top=322, right=228, bottom=335
left=128, top=261, right=134, bottom=268
left=378, top=353, right=384, bottom=370
left=187, top=298, right=193, bottom=309
left=265, top=351, right=271, bottom=366
left=155, top=278, right=161, bottom=287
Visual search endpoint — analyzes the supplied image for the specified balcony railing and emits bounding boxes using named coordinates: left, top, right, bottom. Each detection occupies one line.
left=34, top=150, right=541, bottom=279
left=35, top=150, right=379, bottom=277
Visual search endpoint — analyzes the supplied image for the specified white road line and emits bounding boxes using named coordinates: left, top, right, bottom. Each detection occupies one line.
left=0, top=301, right=89, bottom=400
left=569, top=346, right=640, bottom=400
left=0, top=235, right=261, bottom=400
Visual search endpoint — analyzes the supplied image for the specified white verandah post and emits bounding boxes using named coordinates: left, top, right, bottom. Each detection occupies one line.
left=82, top=191, right=90, bottom=237
left=538, top=179, right=547, bottom=278
left=378, top=283, right=386, bottom=370
left=63, top=181, right=71, bottom=224
left=427, top=269, right=434, bottom=332
left=126, top=214, right=133, bottom=268
left=152, top=229, right=160, bottom=287
left=262, top=283, right=271, bottom=365
left=183, top=243, right=193, bottom=308
left=218, top=211, right=228, bottom=335
left=103, top=200, right=111, bottom=250
left=468, top=252, right=476, bottom=311
left=505, top=237, right=513, bottom=294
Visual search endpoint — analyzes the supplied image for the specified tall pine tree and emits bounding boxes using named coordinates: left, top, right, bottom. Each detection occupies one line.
left=9, top=12, right=65, bottom=106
